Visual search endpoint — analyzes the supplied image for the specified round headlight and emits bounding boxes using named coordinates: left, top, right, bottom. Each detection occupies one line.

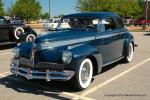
left=12, top=48, right=20, bottom=58
left=62, top=51, right=72, bottom=64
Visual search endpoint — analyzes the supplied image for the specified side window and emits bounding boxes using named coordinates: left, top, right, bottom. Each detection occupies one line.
left=0, top=18, right=7, bottom=25
left=103, top=17, right=115, bottom=31
left=115, top=17, right=124, bottom=29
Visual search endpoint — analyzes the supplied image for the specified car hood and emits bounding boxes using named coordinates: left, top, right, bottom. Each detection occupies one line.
left=35, top=29, right=96, bottom=45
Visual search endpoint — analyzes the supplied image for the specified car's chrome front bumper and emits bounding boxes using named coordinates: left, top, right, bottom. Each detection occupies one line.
left=10, top=64, right=75, bottom=81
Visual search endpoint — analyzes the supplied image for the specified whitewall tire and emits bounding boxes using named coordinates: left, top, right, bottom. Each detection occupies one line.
left=124, top=43, right=134, bottom=63
left=26, top=34, right=36, bottom=42
left=72, top=58, right=93, bottom=90
left=14, top=27, right=24, bottom=40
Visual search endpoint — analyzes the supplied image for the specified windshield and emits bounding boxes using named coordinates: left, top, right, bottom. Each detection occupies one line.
left=10, top=20, right=23, bottom=24
left=58, top=17, right=99, bottom=30
left=0, top=18, right=7, bottom=25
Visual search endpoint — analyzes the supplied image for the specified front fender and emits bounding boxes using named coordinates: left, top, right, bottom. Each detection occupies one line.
left=69, top=44, right=99, bottom=60
left=17, top=42, right=32, bottom=58
left=69, top=44, right=102, bottom=74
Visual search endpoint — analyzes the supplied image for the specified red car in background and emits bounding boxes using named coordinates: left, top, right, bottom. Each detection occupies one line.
left=132, top=19, right=150, bottom=26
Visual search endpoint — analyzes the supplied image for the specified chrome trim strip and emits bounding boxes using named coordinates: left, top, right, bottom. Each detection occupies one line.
left=96, top=32, right=126, bottom=39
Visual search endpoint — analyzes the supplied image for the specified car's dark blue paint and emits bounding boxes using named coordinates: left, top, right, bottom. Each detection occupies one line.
left=35, top=29, right=96, bottom=43
left=63, top=12, right=118, bottom=19
left=10, top=12, right=134, bottom=84
left=123, top=34, right=134, bottom=57
left=20, top=12, right=133, bottom=69
left=18, top=42, right=32, bottom=58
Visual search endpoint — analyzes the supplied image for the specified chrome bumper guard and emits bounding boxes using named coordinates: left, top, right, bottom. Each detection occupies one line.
left=10, top=64, right=75, bottom=81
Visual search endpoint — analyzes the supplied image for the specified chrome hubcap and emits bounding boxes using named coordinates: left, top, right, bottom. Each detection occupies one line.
left=28, top=36, right=34, bottom=42
left=16, top=30, right=22, bottom=36
left=81, top=62, right=90, bottom=83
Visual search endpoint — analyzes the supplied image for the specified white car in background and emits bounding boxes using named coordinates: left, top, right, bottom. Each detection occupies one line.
left=43, top=18, right=70, bottom=31
left=43, top=18, right=60, bottom=31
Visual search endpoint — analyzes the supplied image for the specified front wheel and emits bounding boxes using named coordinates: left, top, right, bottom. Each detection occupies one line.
left=72, top=58, right=93, bottom=90
left=124, top=43, right=134, bottom=63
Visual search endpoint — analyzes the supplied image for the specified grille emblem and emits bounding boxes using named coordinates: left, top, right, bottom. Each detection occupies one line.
left=30, top=44, right=36, bottom=67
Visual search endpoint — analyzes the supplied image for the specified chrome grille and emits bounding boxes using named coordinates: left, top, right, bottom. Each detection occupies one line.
left=19, top=57, right=33, bottom=67
left=36, top=62, right=64, bottom=72
left=19, top=57, right=64, bottom=71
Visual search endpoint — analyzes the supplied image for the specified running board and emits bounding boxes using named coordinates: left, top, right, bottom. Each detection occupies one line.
left=0, top=42, right=16, bottom=46
left=102, top=57, right=124, bottom=67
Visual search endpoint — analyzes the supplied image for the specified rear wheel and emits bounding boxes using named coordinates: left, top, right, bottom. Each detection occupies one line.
left=124, top=43, right=134, bottom=63
left=72, top=58, right=93, bottom=90
left=14, top=27, right=24, bottom=40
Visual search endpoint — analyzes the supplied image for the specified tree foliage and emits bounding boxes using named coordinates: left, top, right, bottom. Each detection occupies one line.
left=58, top=14, right=65, bottom=18
left=0, top=0, right=4, bottom=16
left=8, top=0, right=41, bottom=23
left=40, top=12, right=49, bottom=19
left=77, top=0, right=144, bottom=19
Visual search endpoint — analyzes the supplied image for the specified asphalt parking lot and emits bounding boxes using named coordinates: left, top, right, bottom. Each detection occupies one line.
left=0, top=30, right=150, bottom=100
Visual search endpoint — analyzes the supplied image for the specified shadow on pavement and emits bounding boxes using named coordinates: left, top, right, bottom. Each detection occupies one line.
left=143, top=33, right=150, bottom=36
left=0, top=74, right=77, bottom=100
left=101, top=59, right=125, bottom=74
left=0, top=44, right=16, bottom=50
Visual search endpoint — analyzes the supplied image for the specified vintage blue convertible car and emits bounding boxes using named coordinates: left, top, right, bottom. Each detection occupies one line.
left=10, top=12, right=134, bottom=90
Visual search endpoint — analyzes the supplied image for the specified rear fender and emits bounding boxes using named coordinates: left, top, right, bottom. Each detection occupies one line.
left=123, top=34, right=134, bottom=57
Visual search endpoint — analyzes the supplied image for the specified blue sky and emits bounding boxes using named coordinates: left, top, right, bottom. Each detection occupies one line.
left=3, top=0, right=77, bottom=16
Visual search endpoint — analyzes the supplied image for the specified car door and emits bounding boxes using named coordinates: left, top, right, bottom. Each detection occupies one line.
left=110, top=17, right=125, bottom=59
left=96, top=17, right=124, bottom=65
left=95, top=18, right=114, bottom=64
left=0, top=17, right=10, bottom=42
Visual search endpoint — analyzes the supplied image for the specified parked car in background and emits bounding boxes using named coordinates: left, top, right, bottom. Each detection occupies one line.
left=43, top=18, right=60, bottom=31
left=132, top=18, right=150, bottom=26
left=10, top=12, right=134, bottom=90
left=43, top=18, right=68, bottom=31
left=10, top=17, right=24, bottom=25
left=39, top=19, right=48, bottom=23
left=123, top=17, right=132, bottom=26
left=0, top=16, right=37, bottom=46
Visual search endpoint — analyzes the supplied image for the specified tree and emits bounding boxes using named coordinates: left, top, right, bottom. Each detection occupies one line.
left=8, top=0, right=41, bottom=23
left=77, top=0, right=143, bottom=19
left=40, top=12, right=49, bottom=19
left=0, top=0, right=4, bottom=16
left=58, top=14, right=64, bottom=18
